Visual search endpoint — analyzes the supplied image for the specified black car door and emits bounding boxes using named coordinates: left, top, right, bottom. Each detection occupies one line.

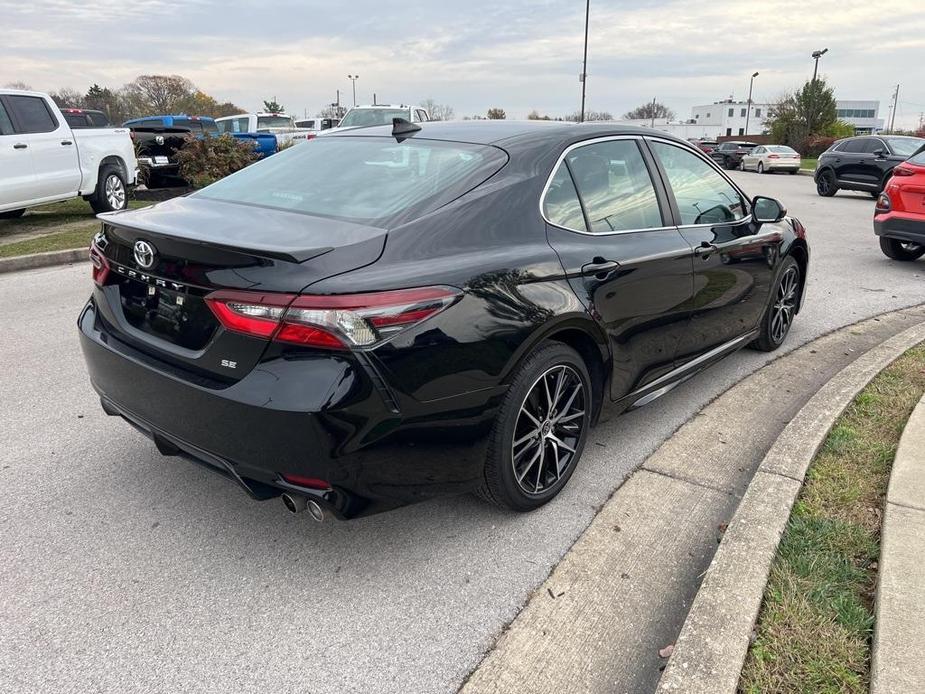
left=646, top=139, right=782, bottom=361
left=835, top=138, right=870, bottom=184
left=543, top=136, right=694, bottom=400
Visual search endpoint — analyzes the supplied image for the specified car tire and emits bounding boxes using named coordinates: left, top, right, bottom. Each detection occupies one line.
left=738, top=160, right=746, bottom=171
left=750, top=256, right=801, bottom=352
left=789, top=169, right=798, bottom=175
left=880, top=237, right=925, bottom=262
left=757, top=162, right=765, bottom=174
left=816, top=169, right=838, bottom=197
left=477, top=342, right=592, bottom=512
left=89, top=164, right=128, bottom=213
left=0, top=208, right=26, bottom=220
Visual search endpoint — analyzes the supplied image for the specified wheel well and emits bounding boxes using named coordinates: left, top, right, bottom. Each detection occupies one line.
left=788, top=241, right=809, bottom=312
left=99, top=156, right=128, bottom=181
left=545, top=328, right=607, bottom=424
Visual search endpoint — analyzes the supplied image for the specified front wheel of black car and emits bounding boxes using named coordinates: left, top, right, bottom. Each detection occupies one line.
left=816, top=169, right=838, bottom=197
left=478, top=342, right=592, bottom=512
left=880, top=237, right=925, bottom=262
left=751, top=257, right=801, bottom=352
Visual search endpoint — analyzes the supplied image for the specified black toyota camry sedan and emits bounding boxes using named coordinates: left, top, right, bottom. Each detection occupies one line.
left=79, top=120, right=809, bottom=520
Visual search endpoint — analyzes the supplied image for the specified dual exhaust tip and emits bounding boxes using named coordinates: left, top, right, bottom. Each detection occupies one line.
left=281, top=492, right=325, bottom=522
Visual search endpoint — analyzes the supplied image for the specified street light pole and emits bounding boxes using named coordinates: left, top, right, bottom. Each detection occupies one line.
left=347, top=75, right=359, bottom=107
left=811, top=48, right=828, bottom=83
left=745, top=71, right=759, bottom=136
left=579, top=0, right=590, bottom=123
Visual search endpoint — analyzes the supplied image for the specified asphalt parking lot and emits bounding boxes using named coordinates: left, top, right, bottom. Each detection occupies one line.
left=1, top=172, right=923, bottom=694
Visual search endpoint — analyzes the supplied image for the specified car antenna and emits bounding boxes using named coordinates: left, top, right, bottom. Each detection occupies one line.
left=392, top=117, right=421, bottom=140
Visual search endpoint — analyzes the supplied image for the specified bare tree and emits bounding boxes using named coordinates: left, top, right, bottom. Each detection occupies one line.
left=622, top=101, right=675, bottom=120
left=527, top=110, right=552, bottom=120
left=318, top=104, right=348, bottom=119
left=121, top=75, right=196, bottom=115
left=3, top=81, right=33, bottom=91
left=563, top=110, right=613, bottom=122
left=48, top=87, right=85, bottom=108
left=486, top=107, right=506, bottom=120
left=419, top=98, right=454, bottom=121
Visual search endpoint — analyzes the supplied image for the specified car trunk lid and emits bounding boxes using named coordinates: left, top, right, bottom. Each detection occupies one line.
left=94, top=196, right=386, bottom=383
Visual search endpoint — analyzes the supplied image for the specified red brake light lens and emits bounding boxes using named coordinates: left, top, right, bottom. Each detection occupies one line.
left=893, top=165, right=914, bottom=177
left=875, top=193, right=891, bottom=214
left=89, top=242, right=110, bottom=286
left=768, top=154, right=780, bottom=159
left=205, top=286, right=462, bottom=349
left=281, top=474, right=331, bottom=490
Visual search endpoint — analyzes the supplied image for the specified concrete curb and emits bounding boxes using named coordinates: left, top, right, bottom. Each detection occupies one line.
left=657, top=322, right=925, bottom=693
left=871, top=394, right=925, bottom=693
left=0, top=248, right=88, bottom=274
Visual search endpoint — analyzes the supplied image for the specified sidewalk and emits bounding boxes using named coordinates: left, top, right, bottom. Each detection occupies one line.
left=871, top=394, right=925, bottom=693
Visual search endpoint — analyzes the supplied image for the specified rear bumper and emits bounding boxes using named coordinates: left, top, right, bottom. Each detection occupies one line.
left=766, top=161, right=800, bottom=171
left=78, top=299, right=496, bottom=518
left=874, top=213, right=925, bottom=244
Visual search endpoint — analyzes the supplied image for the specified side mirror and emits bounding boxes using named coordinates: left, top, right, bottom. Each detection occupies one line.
left=752, top=196, right=786, bottom=224
left=872, top=149, right=885, bottom=157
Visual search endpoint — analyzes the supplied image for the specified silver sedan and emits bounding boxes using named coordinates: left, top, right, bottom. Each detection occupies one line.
left=740, top=145, right=802, bottom=174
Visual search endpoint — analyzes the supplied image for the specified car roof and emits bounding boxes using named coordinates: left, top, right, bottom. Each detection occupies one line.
left=324, top=120, right=688, bottom=148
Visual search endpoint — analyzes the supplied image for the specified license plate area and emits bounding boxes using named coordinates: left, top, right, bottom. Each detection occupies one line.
left=118, top=275, right=217, bottom=350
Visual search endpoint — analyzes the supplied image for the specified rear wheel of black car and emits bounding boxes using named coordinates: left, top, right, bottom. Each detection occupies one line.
left=0, top=208, right=26, bottom=219
left=880, top=237, right=925, bottom=262
left=751, top=257, right=801, bottom=352
left=816, top=169, right=837, bottom=197
left=89, top=165, right=128, bottom=213
left=478, top=342, right=591, bottom=512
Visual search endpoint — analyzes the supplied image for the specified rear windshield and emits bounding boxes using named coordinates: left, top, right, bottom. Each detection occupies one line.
left=174, top=119, right=218, bottom=135
left=194, top=136, right=508, bottom=226
left=340, top=109, right=408, bottom=128
left=886, top=137, right=925, bottom=157
left=768, top=146, right=797, bottom=153
left=908, top=148, right=925, bottom=166
left=257, top=115, right=295, bottom=129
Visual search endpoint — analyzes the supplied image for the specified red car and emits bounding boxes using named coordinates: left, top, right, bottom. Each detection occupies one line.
left=874, top=147, right=925, bottom=261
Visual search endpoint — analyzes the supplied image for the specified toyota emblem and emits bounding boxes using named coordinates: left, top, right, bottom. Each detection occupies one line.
left=133, top=239, right=156, bottom=269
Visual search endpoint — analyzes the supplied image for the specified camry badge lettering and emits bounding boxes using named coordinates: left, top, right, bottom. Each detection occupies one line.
left=112, top=264, right=187, bottom=292
left=133, top=240, right=156, bottom=269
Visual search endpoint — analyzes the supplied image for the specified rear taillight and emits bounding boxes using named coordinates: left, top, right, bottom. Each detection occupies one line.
left=893, top=165, right=914, bottom=177
left=205, top=286, right=461, bottom=349
left=281, top=473, right=331, bottom=490
left=89, top=242, right=110, bottom=286
left=875, top=193, right=891, bottom=214
left=768, top=154, right=780, bottom=159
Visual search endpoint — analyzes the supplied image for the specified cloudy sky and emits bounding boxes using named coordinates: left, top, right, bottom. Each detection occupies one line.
left=3, top=0, right=924, bottom=128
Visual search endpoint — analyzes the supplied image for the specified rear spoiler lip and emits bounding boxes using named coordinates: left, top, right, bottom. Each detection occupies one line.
left=97, top=214, right=335, bottom=264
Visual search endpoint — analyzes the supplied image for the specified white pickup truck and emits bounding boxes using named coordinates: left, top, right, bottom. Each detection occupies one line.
left=0, top=89, right=138, bottom=219
left=215, top=112, right=313, bottom=147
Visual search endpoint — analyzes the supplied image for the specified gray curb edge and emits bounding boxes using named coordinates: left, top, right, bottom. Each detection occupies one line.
left=0, top=248, right=89, bottom=274
left=657, top=320, right=925, bottom=693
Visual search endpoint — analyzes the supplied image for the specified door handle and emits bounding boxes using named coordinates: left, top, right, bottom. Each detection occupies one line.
left=581, top=259, right=620, bottom=278
left=61, top=140, right=73, bottom=146
left=13, top=143, right=28, bottom=149
left=694, top=242, right=719, bottom=257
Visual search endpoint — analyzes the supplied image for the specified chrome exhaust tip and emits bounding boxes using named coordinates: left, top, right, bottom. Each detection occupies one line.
left=306, top=499, right=325, bottom=522
left=281, top=493, right=306, bottom=514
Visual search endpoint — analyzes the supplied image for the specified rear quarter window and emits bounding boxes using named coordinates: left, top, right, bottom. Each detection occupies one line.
left=6, top=95, right=58, bottom=133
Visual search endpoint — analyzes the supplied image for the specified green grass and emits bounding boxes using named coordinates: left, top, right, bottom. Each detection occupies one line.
left=0, top=198, right=153, bottom=258
left=800, top=157, right=818, bottom=171
left=739, top=345, right=925, bottom=693
left=0, top=224, right=100, bottom=258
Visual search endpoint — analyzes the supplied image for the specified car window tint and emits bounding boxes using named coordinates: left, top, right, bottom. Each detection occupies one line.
left=0, top=101, right=13, bottom=135
left=543, top=164, right=587, bottom=232
left=565, top=140, right=663, bottom=232
left=886, top=137, right=925, bottom=157
left=7, top=95, right=57, bottom=133
left=650, top=141, right=747, bottom=225
left=840, top=139, right=866, bottom=153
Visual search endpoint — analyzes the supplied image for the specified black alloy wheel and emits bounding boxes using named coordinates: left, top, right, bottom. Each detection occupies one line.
left=816, top=170, right=837, bottom=197
left=478, top=342, right=591, bottom=511
left=751, top=257, right=800, bottom=352
left=880, top=237, right=925, bottom=262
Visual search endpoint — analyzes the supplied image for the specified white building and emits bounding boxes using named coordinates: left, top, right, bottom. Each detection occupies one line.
left=835, top=100, right=883, bottom=134
left=691, top=99, right=769, bottom=137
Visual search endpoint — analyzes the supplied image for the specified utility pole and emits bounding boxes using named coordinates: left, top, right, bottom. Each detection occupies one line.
left=745, top=71, right=759, bottom=135
left=579, top=0, right=590, bottom=123
left=887, top=84, right=900, bottom=132
left=650, top=96, right=657, bottom=128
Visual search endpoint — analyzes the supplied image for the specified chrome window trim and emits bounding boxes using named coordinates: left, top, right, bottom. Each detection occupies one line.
left=538, top=134, right=672, bottom=237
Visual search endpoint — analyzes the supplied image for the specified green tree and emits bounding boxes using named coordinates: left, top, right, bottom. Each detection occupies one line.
left=767, top=78, right=838, bottom=147
left=486, top=107, right=506, bottom=120
left=622, top=101, right=674, bottom=120
left=263, top=98, right=284, bottom=113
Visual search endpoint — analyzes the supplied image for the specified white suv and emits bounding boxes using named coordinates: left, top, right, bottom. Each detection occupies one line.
left=333, top=105, right=431, bottom=132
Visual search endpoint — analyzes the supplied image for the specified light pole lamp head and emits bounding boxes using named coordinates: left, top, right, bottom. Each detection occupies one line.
left=811, top=48, right=828, bottom=59
left=752, top=71, right=759, bottom=78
